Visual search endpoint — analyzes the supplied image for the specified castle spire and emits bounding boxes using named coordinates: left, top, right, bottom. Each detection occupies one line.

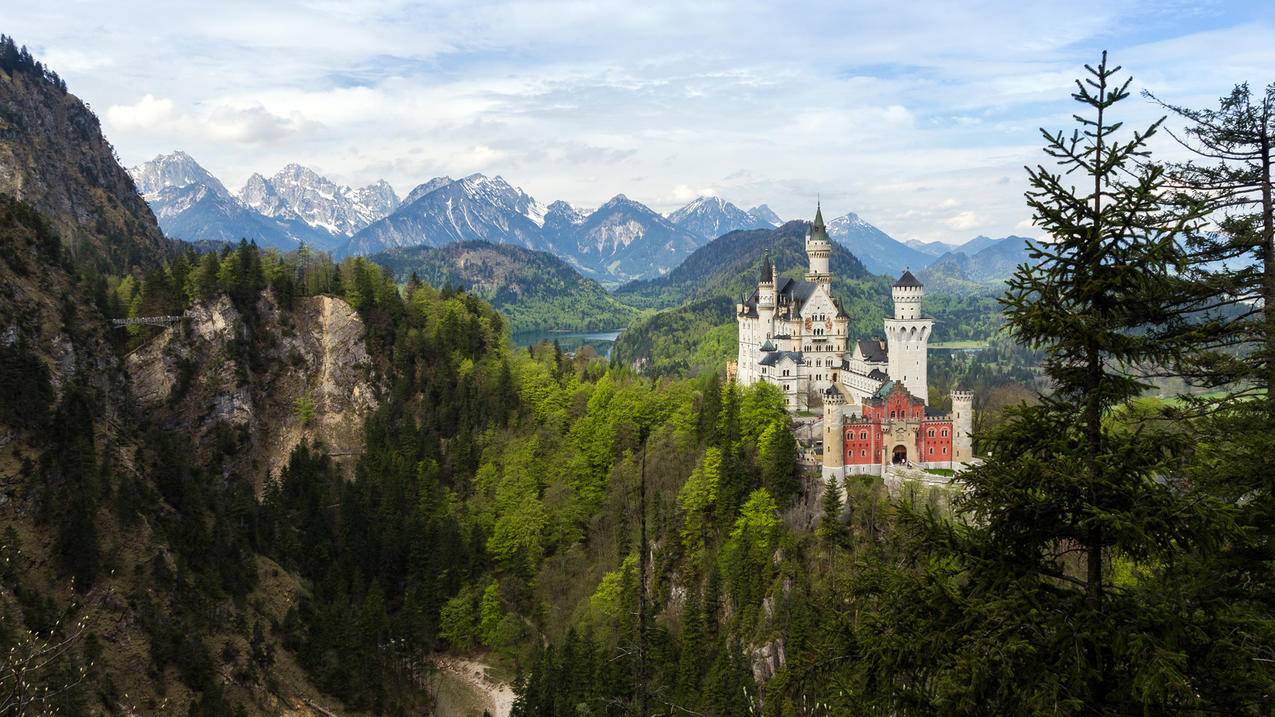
left=813, top=200, right=825, bottom=230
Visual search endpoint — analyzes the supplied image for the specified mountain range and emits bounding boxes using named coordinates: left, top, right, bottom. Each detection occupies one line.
left=920, top=235, right=1035, bottom=289
left=129, top=150, right=786, bottom=283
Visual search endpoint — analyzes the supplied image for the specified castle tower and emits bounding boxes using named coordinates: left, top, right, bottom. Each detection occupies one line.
left=805, top=203, right=832, bottom=283
left=822, top=386, right=846, bottom=479
left=885, top=270, right=933, bottom=401
left=951, top=389, right=974, bottom=465
left=757, top=251, right=776, bottom=308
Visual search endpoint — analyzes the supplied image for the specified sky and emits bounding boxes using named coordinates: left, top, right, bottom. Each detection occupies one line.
left=10, top=0, right=1275, bottom=243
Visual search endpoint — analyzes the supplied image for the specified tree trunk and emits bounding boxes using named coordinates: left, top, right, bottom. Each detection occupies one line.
left=1259, top=110, right=1275, bottom=403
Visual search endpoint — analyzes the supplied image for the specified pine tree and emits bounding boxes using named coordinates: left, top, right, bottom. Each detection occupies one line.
left=1147, top=82, right=1275, bottom=398
left=816, top=476, right=843, bottom=546
left=1142, top=81, right=1275, bottom=711
left=851, top=53, right=1238, bottom=715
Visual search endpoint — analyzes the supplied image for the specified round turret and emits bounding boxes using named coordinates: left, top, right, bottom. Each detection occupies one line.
left=950, top=389, right=974, bottom=464
left=891, top=270, right=924, bottom=320
left=822, top=385, right=846, bottom=472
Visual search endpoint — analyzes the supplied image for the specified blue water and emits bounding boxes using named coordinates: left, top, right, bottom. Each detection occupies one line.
left=512, top=329, right=624, bottom=358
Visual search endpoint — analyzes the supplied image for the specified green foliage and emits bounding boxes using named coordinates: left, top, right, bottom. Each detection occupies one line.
left=293, top=392, right=316, bottom=427
left=0, top=340, right=53, bottom=430
left=373, top=240, right=640, bottom=332
left=820, top=53, right=1254, bottom=716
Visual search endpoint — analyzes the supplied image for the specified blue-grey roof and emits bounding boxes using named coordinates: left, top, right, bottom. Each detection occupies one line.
left=858, top=339, right=888, bottom=363
left=760, top=339, right=776, bottom=351
left=758, top=351, right=803, bottom=367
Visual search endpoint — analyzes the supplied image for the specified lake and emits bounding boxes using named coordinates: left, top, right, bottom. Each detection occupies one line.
left=512, top=329, right=624, bottom=358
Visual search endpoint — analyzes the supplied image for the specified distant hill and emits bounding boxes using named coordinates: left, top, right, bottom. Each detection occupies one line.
left=905, top=238, right=960, bottom=256
left=371, top=240, right=638, bottom=333
left=612, top=220, right=872, bottom=309
left=612, top=221, right=1010, bottom=376
left=825, top=211, right=935, bottom=275
left=612, top=221, right=909, bottom=375
left=921, top=235, right=1034, bottom=289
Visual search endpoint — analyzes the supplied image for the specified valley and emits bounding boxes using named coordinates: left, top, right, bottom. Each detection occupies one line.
left=3, top=16, right=1272, bottom=717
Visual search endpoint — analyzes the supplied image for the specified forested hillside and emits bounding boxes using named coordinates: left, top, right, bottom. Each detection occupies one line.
left=4, top=28, right=1275, bottom=717
left=372, top=240, right=638, bottom=333
left=612, top=222, right=1002, bottom=377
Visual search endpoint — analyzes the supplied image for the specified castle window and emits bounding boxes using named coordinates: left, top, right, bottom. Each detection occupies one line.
left=942, top=430, right=948, bottom=437
left=860, top=432, right=867, bottom=440
left=860, top=449, right=866, bottom=457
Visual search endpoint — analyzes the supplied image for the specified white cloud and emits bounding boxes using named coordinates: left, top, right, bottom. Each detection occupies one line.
left=669, top=184, right=718, bottom=202
left=15, top=0, right=1273, bottom=241
left=106, top=95, right=176, bottom=130
left=945, top=211, right=981, bottom=231
left=205, top=104, right=319, bottom=144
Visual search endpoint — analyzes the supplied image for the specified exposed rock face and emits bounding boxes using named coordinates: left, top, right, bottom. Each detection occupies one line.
left=750, top=638, right=786, bottom=683
left=127, top=292, right=379, bottom=486
left=0, top=62, right=170, bottom=272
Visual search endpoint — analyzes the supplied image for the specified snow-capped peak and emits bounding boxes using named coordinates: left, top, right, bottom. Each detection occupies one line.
left=236, top=163, right=399, bottom=236
left=129, top=150, right=227, bottom=199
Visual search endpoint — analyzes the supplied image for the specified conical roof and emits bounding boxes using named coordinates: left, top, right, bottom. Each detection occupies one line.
left=809, top=203, right=829, bottom=241
left=893, top=269, right=923, bottom=288
left=760, top=251, right=774, bottom=282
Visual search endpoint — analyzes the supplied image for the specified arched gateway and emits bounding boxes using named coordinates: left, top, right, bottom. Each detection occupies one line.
left=892, top=445, right=908, bottom=465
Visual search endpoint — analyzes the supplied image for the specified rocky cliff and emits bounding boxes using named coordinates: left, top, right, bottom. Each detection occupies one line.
left=0, top=45, right=170, bottom=272
left=127, top=292, right=380, bottom=486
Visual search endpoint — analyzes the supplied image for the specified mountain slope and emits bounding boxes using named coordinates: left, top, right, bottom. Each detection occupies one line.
left=826, top=211, right=933, bottom=276
left=612, top=220, right=871, bottom=309
left=559, top=194, right=703, bottom=283
left=238, top=163, right=399, bottom=235
left=905, top=238, right=960, bottom=256
left=371, top=240, right=638, bottom=332
left=667, top=196, right=772, bottom=241
left=0, top=41, right=170, bottom=271
left=343, top=173, right=546, bottom=257
left=921, top=235, right=1033, bottom=289
left=748, top=204, right=782, bottom=226
left=130, top=151, right=338, bottom=250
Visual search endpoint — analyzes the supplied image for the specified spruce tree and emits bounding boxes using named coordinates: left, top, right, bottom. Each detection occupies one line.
left=1143, top=81, right=1275, bottom=711
left=816, top=476, right=843, bottom=546
left=852, top=53, right=1236, bottom=715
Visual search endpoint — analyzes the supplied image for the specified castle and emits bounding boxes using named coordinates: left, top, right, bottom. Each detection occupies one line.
left=733, top=206, right=973, bottom=478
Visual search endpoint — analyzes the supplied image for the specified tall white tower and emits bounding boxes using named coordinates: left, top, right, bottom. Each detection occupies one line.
left=951, top=389, right=974, bottom=465
left=822, top=386, right=846, bottom=480
left=805, top=204, right=832, bottom=283
left=885, top=270, right=933, bottom=402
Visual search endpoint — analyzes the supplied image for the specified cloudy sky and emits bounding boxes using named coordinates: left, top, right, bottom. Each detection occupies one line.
left=11, top=0, right=1275, bottom=242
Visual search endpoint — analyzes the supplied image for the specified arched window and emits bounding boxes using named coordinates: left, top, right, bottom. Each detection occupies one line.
left=860, top=432, right=867, bottom=440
